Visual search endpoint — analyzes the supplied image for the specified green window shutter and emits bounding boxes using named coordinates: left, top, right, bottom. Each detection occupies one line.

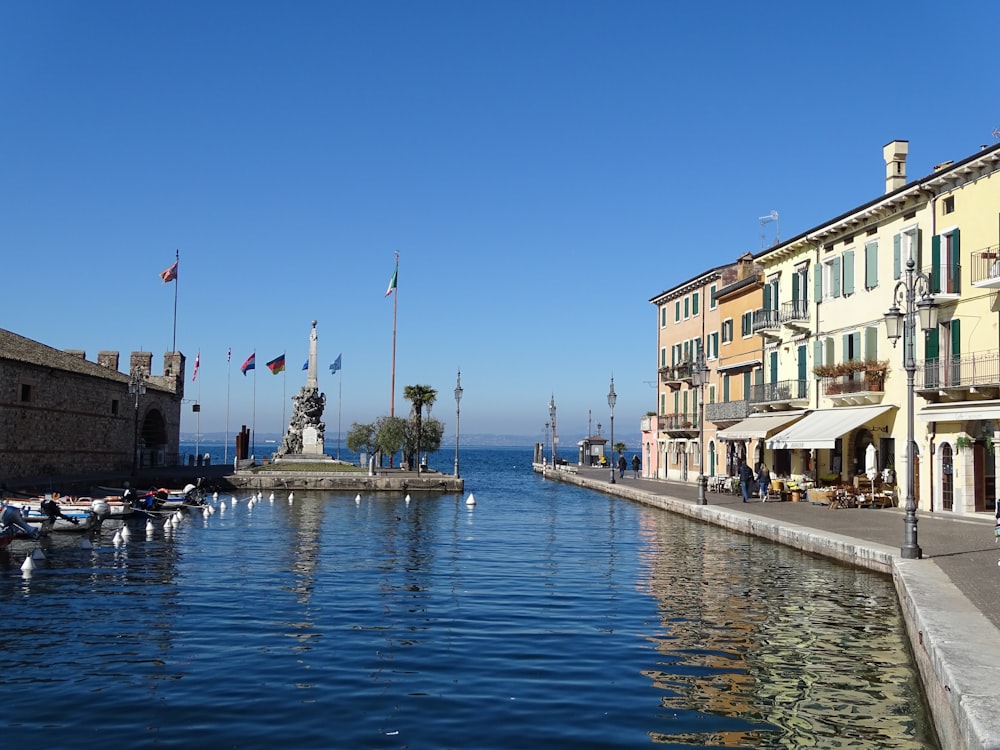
left=712, top=332, right=719, bottom=357
left=723, top=374, right=730, bottom=402
left=865, top=242, right=878, bottom=289
left=709, top=284, right=717, bottom=308
left=842, top=250, right=855, bottom=295
left=951, top=319, right=961, bottom=358
left=824, top=337, right=834, bottom=366
left=893, top=234, right=901, bottom=280
left=791, top=270, right=800, bottom=302
left=682, top=390, right=688, bottom=415
left=769, top=351, right=778, bottom=383
left=832, top=256, right=842, bottom=297
left=814, top=265, right=824, bottom=301
left=661, top=348, right=666, bottom=367
left=814, top=339, right=822, bottom=368
left=864, top=326, right=878, bottom=360
left=692, top=291, right=700, bottom=315
left=762, top=282, right=771, bottom=311
left=914, top=228, right=922, bottom=267
left=660, top=393, right=665, bottom=414
left=797, top=345, right=807, bottom=381
left=673, top=391, right=679, bottom=413
left=931, top=234, right=941, bottom=293
left=684, top=297, right=689, bottom=318
left=852, top=332, right=861, bottom=361
left=842, top=333, right=850, bottom=362
left=951, top=229, right=961, bottom=293
left=675, top=300, right=681, bottom=322
left=661, top=307, right=666, bottom=327
left=925, top=328, right=939, bottom=360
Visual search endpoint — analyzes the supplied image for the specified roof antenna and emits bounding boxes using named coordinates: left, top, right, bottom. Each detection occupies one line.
left=759, top=210, right=779, bottom=249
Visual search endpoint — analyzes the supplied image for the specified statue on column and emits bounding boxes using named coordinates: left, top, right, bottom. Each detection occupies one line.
left=277, top=320, right=327, bottom=457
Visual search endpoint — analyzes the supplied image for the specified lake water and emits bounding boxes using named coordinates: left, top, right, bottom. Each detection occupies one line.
left=0, top=446, right=937, bottom=749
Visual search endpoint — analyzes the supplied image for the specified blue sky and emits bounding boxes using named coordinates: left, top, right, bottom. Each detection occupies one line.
left=2, top=1, right=998, bottom=444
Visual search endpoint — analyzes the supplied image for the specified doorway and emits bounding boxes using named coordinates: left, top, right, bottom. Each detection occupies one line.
left=940, top=444, right=953, bottom=511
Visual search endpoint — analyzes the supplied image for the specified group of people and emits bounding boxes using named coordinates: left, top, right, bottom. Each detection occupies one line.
left=737, top=459, right=772, bottom=502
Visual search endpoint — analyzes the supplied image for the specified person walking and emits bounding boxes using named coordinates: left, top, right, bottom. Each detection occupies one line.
left=738, top=459, right=755, bottom=503
left=617, top=454, right=627, bottom=479
left=757, top=463, right=771, bottom=501
left=631, top=454, right=640, bottom=479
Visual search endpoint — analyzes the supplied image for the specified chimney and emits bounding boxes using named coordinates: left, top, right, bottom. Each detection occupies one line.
left=97, top=350, right=120, bottom=372
left=883, top=140, right=908, bottom=193
left=64, top=350, right=86, bottom=360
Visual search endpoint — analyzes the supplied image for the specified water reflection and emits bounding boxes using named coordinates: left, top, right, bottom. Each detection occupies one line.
left=638, top=512, right=937, bottom=748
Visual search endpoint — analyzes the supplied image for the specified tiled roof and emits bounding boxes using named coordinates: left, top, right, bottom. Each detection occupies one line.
left=0, top=327, right=130, bottom=383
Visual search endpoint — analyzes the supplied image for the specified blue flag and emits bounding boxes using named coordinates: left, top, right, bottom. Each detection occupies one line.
left=330, top=354, right=342, bottom=373
left=302, top=361, right=308, bottom=370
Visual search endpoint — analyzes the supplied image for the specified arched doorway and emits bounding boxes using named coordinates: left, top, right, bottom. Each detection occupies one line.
left=709, top=440, right=716, bottom=477
left=140, top=409, right=168, bottom=467
left=854, top=428, right=874, bottom=481
left=940, top=443, right=953, bottom=512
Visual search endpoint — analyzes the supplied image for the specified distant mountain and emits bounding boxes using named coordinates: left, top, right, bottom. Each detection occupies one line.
left=181, top=431, right=642, bottom=448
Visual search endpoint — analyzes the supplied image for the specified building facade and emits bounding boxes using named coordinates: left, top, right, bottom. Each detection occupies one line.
left=0, top=328, right=185, bottom=482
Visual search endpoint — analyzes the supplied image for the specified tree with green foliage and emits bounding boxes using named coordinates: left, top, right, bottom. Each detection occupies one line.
left=346, top=422, right=377, bottom=459
left=375, top=415, right=407, bottom=467
left=403, top=384, right=437, bottom=474
left=403, top=417, right=444, bottom=469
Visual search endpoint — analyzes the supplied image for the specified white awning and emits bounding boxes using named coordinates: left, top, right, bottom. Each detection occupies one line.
left=716, top=358, right=763, bottom=372
left=766, top=404, right=895, bottom=450
left=918, top=400, right=1000, bottom=423
left=716, top=411, right=807, bottom=442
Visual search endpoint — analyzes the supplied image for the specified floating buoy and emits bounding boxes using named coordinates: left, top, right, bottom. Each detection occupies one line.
left=146, top=520, right=155, bottom=534
left=288, top=492, right=295, bottom=502
left=405, top=494, right=411, bottom=505
left=269, top=492, right=275, bottom=502
left=32, top=547, right=46, bottom=560
left=121, top=525, right=131, bottom=540
left=21, top=556, right=35, bottom=572
left=112, top=530, right=123, bottom=546
left=220, top=502, right=227, bottom=511
left=466, top=493, right=476, bottom=506
left=355, top=494, right=361, bottom=505
left=213, top=491, right=219, bottom=501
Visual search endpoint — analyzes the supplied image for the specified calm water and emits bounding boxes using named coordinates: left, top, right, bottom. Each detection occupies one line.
left=0, top=447, right=937, bottom=749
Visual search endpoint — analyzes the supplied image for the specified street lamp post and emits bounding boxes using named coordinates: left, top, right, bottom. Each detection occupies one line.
left=548, top=395, right=558, bottom=469
left=454, top=369, right=463, bottom=478
left=883, top=256, right=938, bottom=560
left=128, top=367, right=147, bottom=476
left=691, top=348, right=710, bottom=505
left=608, top=376, right=617, bottom=484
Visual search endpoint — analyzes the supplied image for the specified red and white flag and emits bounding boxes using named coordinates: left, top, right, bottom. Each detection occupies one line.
left=191, top=351, right=200, bottom=381
left=160, top=260, right=178, bottom=283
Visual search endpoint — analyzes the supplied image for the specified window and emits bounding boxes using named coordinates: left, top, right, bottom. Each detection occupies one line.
left=819, top=256, right=842, bottom=300
left=660, top=347, right=667, bottom=368
left=708, top=384, right=716, bottom=404
left=675, top=300, right=681, bottom=322
left=660, top=307, right=667, bottom=328
left=931, top=228, right=961, bottom=294
left=943, top=196, right=955, bottom=214
left=792, top=264, right=808, bottom=305
left=721, top=318, right=734, bottom=344
left=893, top=226, right=921, bottom=280
left=112, top=399, right=120, bottom=416
left=692, top=291, right=700, bottom=316
left=864, top=241, right=878, bottom=290
left=763, top=276, right=779, bottom=311
left=660, top=393, right=665, bottom=415
left=706, top=331, right=719, bottom=360
left=20, top=383, right=32, bottom=402
left=741, top=311, right=753, bottom=337
left=709, top=284, right=718, bottom=310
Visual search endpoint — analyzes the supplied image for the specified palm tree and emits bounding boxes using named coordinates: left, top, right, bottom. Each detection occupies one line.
left=403, top=384, right=437, bottom=474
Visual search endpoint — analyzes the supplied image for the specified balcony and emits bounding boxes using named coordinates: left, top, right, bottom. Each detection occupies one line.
left=916, top=349, right=1000, bottom=400
left=923, top=261, right=960, bottom=299
left=751, top=308, right=781, bottom=337
left=820, top=368, right=886, bottom=406
left=749, top=379, right=809, bottom=410
left=659, top=412, right=700, bottom=437
left=658, top=361, right=693, bottom=389
left=705, top=399, right=751, bottom=425
left=971, top=245, right=1000, bottom=289
left=780, top=299, right=809, bottom=330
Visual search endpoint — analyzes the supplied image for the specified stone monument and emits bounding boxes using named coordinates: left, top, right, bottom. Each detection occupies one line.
left=276, top=320, right=328, bottom=459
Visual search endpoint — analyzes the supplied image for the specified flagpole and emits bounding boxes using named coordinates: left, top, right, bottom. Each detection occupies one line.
left=390, top=250, right=398, bottom=418
left=172, top=249, right=179, bottom=353
left=281, top=353, right=287, bottom=436
left=225, top=347, right=231, bottom=465
left=338, top=365, right=343, bottom=461
left=252, top=361, right=257, bottom=461
left=195, top=351, right=201, bottom=460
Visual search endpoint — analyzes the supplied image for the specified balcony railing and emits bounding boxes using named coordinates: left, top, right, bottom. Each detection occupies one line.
left=923, top=262, right=961, bottom=295
left=749, top=379, right=809, bottom=405
left=751, top=308, right=780, bottom=334
left=917, top=349, right=1000, bottom=390
left=659, top=362, right=693, bottom=386
left=705, top=399, right=751, bottom=423
left=660, top=412, right=700, bottom=431
left=780, top=299, right=809, bottom=327
left=820, top=369, right=887, bottom=398
left=971, top=245, right=1000, bottom=289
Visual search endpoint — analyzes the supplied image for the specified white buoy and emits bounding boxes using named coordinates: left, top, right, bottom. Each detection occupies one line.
left=21, top=556, right=35, bottom=572
left=146, top=520, right=155, bottom=533
left=121, top=525, right=131, bottom=539
left=112, top=530, right=123, bottom=546
left=232, top=496, right=239, bottom=505
left=220, top=501, right=227, bottom=511
left=269, top=492, right=275, bottom=501
left=288, top=492, right=294, bottom=502
left=81, top=537, right=92, bottom=550
left=466, top=493, right=476, bottom=506
left=32, top=547, right=46, bottom=560
left=405, top=494, right=411, bottom=505
left=213, top=491, right=219, bottom=501
left=355, top=494, right=361, bottom=505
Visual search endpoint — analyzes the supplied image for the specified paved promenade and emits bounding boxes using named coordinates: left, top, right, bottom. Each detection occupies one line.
left=539, top=464, right=1000, bottom=750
